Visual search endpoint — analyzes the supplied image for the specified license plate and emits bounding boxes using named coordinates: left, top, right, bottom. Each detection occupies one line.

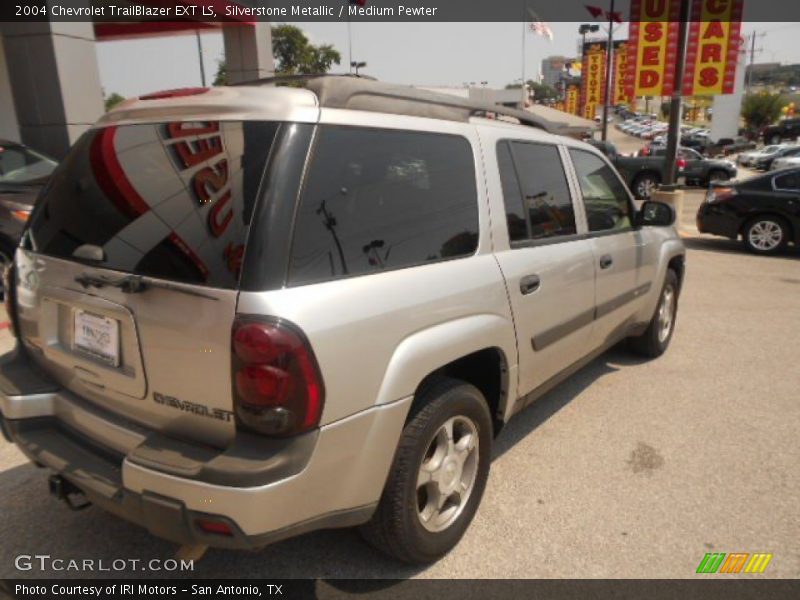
left=73, top=310, right=120, bottom=367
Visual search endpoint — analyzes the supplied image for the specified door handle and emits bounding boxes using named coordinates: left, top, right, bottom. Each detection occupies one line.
left=599, top=255, right=614, bottom=270
left=520, top=274, right=541, bottom=295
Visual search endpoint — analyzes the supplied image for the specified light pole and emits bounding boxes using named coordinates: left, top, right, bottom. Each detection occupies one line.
left=350, top=61, right=366, bottom=76
left=601, top=0, right=615, bottom=141
left=663, top=0, right=691, bottom=186
left=195, top=29, right=206, bottom=87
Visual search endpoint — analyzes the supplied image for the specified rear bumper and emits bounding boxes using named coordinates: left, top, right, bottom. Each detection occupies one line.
left=696, top=203, right=740, bottom=239
left=0, top=347, right=409, bottom=549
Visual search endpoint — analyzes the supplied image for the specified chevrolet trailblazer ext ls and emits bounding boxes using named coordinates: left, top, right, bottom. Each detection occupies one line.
left=0, top=77, right=684, bottom=564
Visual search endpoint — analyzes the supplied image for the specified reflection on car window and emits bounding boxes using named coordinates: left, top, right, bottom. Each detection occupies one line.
left=496, top=142, right=528, bottom=242
left=0, top=145, right=57, bottom=184
left=569, top=149, right=632, bottom=233
left=774, top=172, right=800, bottom=191
left=498, top=141, right=576, bottom=242
left=28, top=121, right=278, bottom=289
left=288, top=126, right=479, bottom=285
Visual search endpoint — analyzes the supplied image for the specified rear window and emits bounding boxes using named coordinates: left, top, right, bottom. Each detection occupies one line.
left=28, top=121, right=279, bottom=289
left=287, top=126, right=479, bottom=286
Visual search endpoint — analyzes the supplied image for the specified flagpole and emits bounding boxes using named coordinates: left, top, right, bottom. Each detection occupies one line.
left=521, top=1, right=526, bottom=105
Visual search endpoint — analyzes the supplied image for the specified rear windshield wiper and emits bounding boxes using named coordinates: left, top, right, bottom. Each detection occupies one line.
left=74, top=273, right=218, bottom=301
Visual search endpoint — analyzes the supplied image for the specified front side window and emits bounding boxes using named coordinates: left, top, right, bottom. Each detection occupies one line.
left=497, top=140, right=576, bottom=242
left=288, top=126, right=479, bottom=285
left=569, top=149, right=632, bottom=233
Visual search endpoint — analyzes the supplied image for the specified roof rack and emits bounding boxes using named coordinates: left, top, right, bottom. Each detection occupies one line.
left=232, top=74, right=554, bottom=133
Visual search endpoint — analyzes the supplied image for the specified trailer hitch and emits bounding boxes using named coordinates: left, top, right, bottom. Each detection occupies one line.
left=48, top=475, right=91, bottom=511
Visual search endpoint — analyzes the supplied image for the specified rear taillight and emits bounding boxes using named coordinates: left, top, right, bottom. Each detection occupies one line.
left=231, top=317, right=324, bottom=437
left=707, top=186, right=737, bottom=204
left=676, top=158, right=687, bottom=171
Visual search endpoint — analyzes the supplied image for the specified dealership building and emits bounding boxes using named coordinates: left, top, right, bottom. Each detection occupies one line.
left=0, top=1, right=275, bottom=159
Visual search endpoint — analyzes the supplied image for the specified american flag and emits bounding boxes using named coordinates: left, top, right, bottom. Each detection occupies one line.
left=528, top=10, right=553, bottom=41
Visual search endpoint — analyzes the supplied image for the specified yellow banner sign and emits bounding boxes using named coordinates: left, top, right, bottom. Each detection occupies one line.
left=565, top=85, right=579, bottom=115
left=582, top=43, right=606, bottom=120
left=682, top=0, right=744, bottom=95
left=626, top=0, right=682, bottom=97
left=613, top=41, right=632, bottom=105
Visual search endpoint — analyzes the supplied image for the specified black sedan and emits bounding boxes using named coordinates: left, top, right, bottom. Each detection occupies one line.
left=0, top=141, right=58, bottom=290
left=696, top=167, right=800, bottom=255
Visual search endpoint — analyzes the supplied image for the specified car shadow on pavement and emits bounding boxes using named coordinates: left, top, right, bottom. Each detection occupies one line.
left=683, top=236, right=800, bottom=259
left=492, top=345, right=647, bottom=462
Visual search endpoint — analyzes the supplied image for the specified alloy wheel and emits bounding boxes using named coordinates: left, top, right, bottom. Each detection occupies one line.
left=657, top=285, right=676, bottom=343
left=637, top=177, right=656, bottom=199
left=748, top=220, right=783, bottom=252
left=416, top=416, right=479, bottom=533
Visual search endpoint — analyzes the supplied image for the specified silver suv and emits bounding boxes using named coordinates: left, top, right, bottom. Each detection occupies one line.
left=0, top=77, right=684, bottom=564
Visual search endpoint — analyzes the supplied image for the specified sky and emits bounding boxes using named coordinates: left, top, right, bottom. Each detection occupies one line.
left=96, top=21, right=800, bottom=99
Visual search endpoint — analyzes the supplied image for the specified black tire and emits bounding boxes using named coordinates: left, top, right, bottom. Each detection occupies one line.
left=359, top=377, right=493, bottom=564
left=628, top=269, right=679, bottom=358
left=742, top=216, right=788, bottom=255
left=768, top=134, right=782, bottom=145
left=705, top=169, right=730, bottom=186
left=632, top=172, right=660, bottom=200
left=0, top=238, right=16, bottom=299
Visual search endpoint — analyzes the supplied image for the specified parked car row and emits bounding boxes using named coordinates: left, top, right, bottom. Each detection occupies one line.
left=737, top=143, right=800, bottom=171
left=616, top=116, right=668, bottom=140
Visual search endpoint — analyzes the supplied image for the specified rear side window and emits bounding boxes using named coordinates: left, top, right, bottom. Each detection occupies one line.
left=774, top=172, right=800, bottom=191
left=496, top=140, right=576, bottom=242
left=287, top=126, right=479, bottom=286
left=28, top=121, right=278, bottom=289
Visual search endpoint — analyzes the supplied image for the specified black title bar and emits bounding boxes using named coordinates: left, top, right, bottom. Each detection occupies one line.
left=1, top=0, right=800, bottom=23
left=3, top=579, right=800, bottom=600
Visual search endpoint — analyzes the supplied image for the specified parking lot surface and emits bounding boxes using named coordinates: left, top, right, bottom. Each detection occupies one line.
left=0, top=128, right=797, bottom=580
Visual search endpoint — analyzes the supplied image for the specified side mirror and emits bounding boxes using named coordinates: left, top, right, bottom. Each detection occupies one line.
left=638, top=200, right=675, bottom=227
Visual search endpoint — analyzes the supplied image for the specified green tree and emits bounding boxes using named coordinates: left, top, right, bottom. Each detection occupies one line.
left=213, top=60, right=226, bottom=86
left=272, top=24, right=341, bottom=75
left=741, top=92, right=784, bottom=131
left=505, top=80, right=559, bottom=102
left=213, top=25, right=341, bottom=85
left=104, top=92, right=125, bottom=112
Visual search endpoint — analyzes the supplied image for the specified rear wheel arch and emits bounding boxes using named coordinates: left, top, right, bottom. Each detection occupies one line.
left=413, top=348, right=510, bottom=437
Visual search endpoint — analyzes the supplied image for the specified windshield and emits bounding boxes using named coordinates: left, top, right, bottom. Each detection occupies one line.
left=0, top=144, right=57, bottom=184
left=27, top=121, right=279, bottom=289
